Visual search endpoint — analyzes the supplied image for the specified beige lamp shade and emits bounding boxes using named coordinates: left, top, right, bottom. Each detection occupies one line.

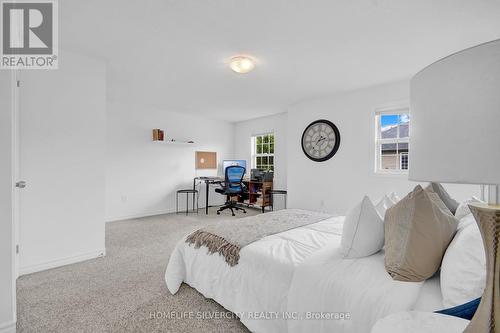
left=409, top=39, right=500, bottom=185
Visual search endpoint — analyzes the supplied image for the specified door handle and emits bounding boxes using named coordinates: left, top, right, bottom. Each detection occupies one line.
left=15, top=181, right=26, bottom=188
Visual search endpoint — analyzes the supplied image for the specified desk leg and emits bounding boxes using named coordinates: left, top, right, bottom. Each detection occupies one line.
left=205, top=181, right=209, bottom=215
left=193, top=178, right=198, bottom=214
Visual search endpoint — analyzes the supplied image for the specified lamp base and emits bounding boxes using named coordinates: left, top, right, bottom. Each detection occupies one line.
left=465, top=203, right=500, bottom=333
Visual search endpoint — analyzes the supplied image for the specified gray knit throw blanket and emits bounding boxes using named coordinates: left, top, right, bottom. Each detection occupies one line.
left=185, top=209, right=332, bottom=266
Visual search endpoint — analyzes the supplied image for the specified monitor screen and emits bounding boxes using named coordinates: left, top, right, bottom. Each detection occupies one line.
left=223, top=160, right=247, bottom=174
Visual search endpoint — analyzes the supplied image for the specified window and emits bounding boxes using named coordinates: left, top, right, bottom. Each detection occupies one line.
left=375, top=108, right=410, bottom=173
left=252, top=133, right=275, bottom=171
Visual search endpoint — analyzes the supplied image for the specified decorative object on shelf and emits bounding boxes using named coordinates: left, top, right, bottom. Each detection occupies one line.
left=301, top=119, right=341, bottom=162
left=195, top=151, right=217, bottom=169
left=410, top=39, right=500, bottom=333
left=152, top=128, right=194, bottom=144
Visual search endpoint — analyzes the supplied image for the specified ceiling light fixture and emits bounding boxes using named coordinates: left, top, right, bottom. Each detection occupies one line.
left=229, top=56, right=256, bottom=74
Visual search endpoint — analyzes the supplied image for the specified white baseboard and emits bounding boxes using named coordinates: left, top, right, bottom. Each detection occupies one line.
left=19, top=249, right=106, bottom=276
left=0, top=321, right=16, bottom=333
left=105, top=199, right=227, bottom=223
left=105, top=209, right=174, bottom=222
left=105, top=204, right=216, bottom=222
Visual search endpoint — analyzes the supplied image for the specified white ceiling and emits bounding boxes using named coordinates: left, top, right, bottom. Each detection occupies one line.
left=61, top=0, right=500, bottom=122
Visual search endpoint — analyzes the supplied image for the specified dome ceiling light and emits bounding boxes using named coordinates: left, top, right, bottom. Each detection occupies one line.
left=229, top=56, right=256, bottom=74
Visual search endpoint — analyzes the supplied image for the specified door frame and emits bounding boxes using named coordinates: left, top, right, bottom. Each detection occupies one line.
left=13, top=71, right=20, bottom=280
left=2, top=69, right=18, bottom=332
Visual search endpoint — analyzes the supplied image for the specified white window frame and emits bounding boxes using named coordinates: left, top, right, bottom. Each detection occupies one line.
left=374, top=105, right=410, bottom=175
left=251, top=133, right=275, bottom=171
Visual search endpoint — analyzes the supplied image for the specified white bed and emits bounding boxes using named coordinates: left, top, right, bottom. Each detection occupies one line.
left=165, top=215, right=442, bottom=333
left=413, top=274, right=443, bottom=311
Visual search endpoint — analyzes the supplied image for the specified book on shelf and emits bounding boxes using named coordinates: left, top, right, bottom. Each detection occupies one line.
left=152, top=129, right=165, bottom=141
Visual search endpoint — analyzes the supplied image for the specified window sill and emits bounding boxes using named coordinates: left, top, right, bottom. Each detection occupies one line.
left=374, top=171, right=409, bottom=178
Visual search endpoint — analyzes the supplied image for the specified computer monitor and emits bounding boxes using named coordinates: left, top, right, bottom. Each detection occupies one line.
left=223, top=160, right=247, bottom=175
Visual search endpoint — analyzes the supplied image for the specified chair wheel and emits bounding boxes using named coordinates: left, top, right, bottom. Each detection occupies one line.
left=217, top=211, right=220, bottom=215
left=243, top=211, right=247, bottom=213
left=232, top=213, right=235, bottom=216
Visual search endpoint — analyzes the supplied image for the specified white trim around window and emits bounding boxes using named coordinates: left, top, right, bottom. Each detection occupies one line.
left=374, top=104, right=410, bottom=175
left=251, top=133, right=275, bottom=171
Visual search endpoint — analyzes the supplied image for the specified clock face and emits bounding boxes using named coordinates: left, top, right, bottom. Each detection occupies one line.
left=301, top=120, right=341, bottom=162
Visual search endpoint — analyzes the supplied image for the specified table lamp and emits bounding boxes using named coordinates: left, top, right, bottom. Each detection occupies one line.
left=410, top=39, right=500, bottom=332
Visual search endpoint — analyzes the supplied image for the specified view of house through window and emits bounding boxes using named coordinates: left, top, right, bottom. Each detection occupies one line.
left=252, top=133, right=275, bottom=171
left=375, top=110, right=410, bottom=173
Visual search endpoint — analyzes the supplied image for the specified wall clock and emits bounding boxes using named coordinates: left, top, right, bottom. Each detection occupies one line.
left=301, top=119, right=341, bottom=162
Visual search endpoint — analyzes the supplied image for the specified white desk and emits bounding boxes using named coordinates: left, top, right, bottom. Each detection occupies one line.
left=193, top=177, right=223, bottom=214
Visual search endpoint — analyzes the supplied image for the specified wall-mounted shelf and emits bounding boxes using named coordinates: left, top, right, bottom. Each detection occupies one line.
left=152, top=129, right=194, bottom=145
left=154, top=139, right=195, bottom=145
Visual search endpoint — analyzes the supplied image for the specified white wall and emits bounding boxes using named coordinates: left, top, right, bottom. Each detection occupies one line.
left=0, top=73, right=16, bottom=332
left=105, top=102, right=234, bottom=221
left=286, top=80, right=481, bottom=214
left=18, top=51, right=106, bottom=274
left=233, top=113, right=287, bottom=189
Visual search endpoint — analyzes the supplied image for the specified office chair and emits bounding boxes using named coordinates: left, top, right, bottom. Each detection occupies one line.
left=216, top=165, right=247, bottom=216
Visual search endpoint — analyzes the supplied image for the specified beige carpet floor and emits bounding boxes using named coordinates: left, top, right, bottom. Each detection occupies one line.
left=17, top=208, right=260, bottom=333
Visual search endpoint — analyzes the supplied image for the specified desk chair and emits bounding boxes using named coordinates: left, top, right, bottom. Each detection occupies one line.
left=216, top=166, right=247, bottom=216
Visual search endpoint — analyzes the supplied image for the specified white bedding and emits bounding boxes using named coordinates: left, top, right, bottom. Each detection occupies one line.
left=287, top=247, right=423, bottom=333
left=413, top=274, right=443, bottom=311
left=371, top=311, right=469, bottom=333
left=165, top=215, right=431, bottom=333
left=166, top=216, right=344, bottom=333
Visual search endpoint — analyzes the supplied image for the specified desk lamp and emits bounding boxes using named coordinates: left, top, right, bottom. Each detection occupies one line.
left=410, top=39, right=500, bottom=332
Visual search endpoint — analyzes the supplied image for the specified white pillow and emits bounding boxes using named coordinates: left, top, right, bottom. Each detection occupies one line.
left=375, top=195, right=396, bottom=218
left=440, top=220, right=486, bottom=307
left=341, top=196, right=384, bottom=259
left=455, top=196, right=483, bottom=221
left=388, top=192, right=400, bottom=203
left=457, top=213, right=477, bottom=230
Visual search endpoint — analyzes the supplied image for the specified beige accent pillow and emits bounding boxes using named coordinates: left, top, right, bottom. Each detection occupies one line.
left=425, top=182, right=459, bottom=215
left=384, top=185, right=458, bottom=282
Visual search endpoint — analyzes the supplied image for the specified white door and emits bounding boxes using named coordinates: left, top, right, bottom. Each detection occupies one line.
left=16, top=52, right=106, bottom=274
